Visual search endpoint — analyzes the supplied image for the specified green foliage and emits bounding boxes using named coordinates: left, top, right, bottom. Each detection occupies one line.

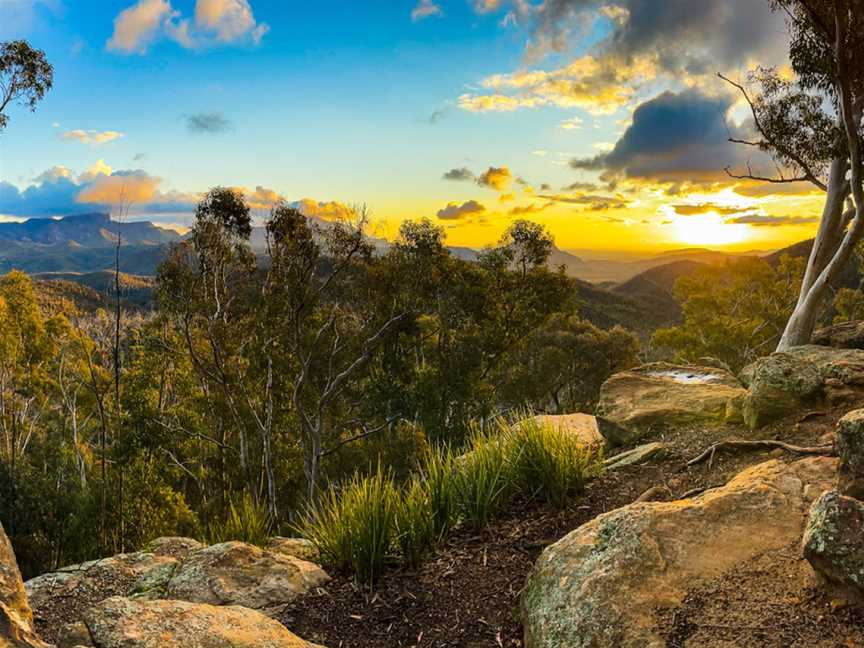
left=455, top=425, right=518, bottom=529
left=394, top=478, right=436, bottom=566
left=0, top=40, right=54, bottom=131
left=418, top=444, right=460, bottom=539
left=206, top=493, right=272, bottom=547
left=508, top=416, right=604, bottom=507
left=300, top=467, right=398, bottom=584
left=652, top=256, right=805, bottom=371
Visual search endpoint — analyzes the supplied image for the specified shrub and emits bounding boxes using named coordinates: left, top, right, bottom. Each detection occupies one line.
left=300, top=466, right=398, bottom=584
left=455, top=424, right=518, bottom=529
left=509, top=416, right=603, bottom=507
left=206, top=492, right=272, bottom=546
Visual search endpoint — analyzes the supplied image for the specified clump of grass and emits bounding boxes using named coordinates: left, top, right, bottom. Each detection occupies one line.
left=207, top=492, right=273, bottom=546
left=456, top=424, right=518, bottom=529
left=509, top=416, right=604, bottom=507
left=394, top=477, right=436, bottom=566
left=418, top=444, right=459, bottom=539
left=300, top=466, right=398, bottom=584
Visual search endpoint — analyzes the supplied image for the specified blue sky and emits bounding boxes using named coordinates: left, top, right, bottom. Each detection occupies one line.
left=0, top=1, right=827, bottom=251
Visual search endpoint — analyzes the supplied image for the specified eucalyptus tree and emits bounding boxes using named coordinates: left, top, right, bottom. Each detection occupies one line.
left=0, top=40, right=53, bottom=131
left=725, top=1, right=864, bottom=348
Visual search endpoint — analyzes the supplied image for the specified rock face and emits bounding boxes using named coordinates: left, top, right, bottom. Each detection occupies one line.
left=597, top=362, right=746, bottom=444
left=803, top=490, right=864, bottom=601
left=166, top=541, right=330, bottom=613
left=813, top=320, right=864, bottom=350
left=742, top=346, right=864, bottom=429
left=58, top=596, right=315, bottom=648
left=144, top=536, right=204, bottom=559
left=0, top=523, right=49, bottom=648
left=522, top=457, right=836, bottom=648
left=837, top=409, right=864, bottom=499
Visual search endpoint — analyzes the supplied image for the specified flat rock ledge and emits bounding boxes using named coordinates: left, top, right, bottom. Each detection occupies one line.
left=597, top=362, right=746, bottom=445
left=522, top=456, right=837, bottom=648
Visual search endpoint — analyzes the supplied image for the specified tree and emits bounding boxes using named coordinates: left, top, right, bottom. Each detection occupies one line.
left=0, top=40, right=53, bottom=131
left=652, top=256, right=806, bottom=370
left=724, top=1, right=864, bottom=349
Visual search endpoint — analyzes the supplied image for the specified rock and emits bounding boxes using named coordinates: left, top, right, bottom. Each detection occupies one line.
left=59, top=596, right=316, bottom=648
left=837, top=409, right=864, bottom=499
left=143, top=536, right=204, bottom=559
left=26, top=552, right=179, bottom=617
left=597, top=362, right=746, bottom=444
left=530, top=414, right=607, bottom=446
left=803, top=490, right=864, bottom=601
left=741, top=352, right=823, bottom=428
left=742, top=346, right=864, bottom=429
left=166, top=541, right=329, bottom=613
left=522, top=457, right=837, bottom=648
left=813, top=320, right=864, bottom=350
left=603, top=442, right=666, bottom=470
left=265, top=538, right=320, bottom=564
left=0, top=523, right=49, bottom=648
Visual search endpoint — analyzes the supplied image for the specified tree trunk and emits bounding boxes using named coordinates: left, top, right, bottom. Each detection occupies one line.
left=777, top=156, right=851, bottom=350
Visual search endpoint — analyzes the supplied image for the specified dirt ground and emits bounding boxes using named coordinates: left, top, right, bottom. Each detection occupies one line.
left=281, top=402, right=861, bottom=648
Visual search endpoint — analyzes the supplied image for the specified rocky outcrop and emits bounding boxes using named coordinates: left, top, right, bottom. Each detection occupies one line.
left=522, top=457, right=837, bottom=648
left=143, top=536, right=204, bottom=559
left=1, top=523, right=49, bottom=648
left=803, top=490, right=864, bottom=602
left=837, top=409, right=864, bottom=499
left=57, top=596, right=318, bottom=648
left=26, top=551, right=181, bottom=616
left=597, top=362, right=746, bottom=444
left=166, top=541, right=330, bottom=613
left=813, top=320, right=864, bottom=350
left=742, top=346, right=864, bottom=428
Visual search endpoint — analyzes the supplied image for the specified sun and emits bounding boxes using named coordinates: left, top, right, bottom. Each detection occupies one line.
left=673, top=213, right=749, bottom=246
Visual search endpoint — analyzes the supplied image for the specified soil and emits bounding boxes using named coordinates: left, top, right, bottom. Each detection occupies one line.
left=281, top=401, right=863, bottom=648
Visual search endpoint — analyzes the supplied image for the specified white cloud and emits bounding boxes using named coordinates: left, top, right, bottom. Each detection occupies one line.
left=411, top=0, right=443, bottom=21
left=59, top=129, right=125, bottom=145
left=107, top=0, right=268, bottom=54
left=560, top=116, right=583, bottom=130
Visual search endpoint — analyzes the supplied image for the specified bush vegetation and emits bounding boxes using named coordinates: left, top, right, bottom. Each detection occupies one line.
left=298, top=414, right=603, bottom=583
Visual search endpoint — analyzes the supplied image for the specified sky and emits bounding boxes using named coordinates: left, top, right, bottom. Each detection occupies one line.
left=0, top=0, right=831, bottom=253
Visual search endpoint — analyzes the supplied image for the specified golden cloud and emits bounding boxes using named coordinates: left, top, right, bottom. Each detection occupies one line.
left=77, top=171, right=161, bottom=205
left=459, top=55, right=655, bottom=116
left=60, top=129, right=125, bottom=145
left=477, top=166, right=513, bottom=192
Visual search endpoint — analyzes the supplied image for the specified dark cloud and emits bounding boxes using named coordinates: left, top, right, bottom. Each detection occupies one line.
left=476, top=166, right=513, bottom=191
left=0, top=176, right=81, bottom=216
left=437, top=200, right=486, bottom=220
left=526, top=0, right=786, bottom=74
left=725, top=214, right=819, bottom=227
left=185, top=112, right=233, bottom=134
left=570, top=89, right=764, bottom=186
left=673, top=202, right=756, bottom=216
left=562, top=181, right=598, bottom=192
left=443, top=167, right=476, bottom=181
left=539, top=192, right=628, bottom=211
left=509, top=203, right=552, bottom=216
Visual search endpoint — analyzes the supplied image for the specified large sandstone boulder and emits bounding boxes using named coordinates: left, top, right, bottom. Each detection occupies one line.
left=742, top=345, right=864, bottom=428
left=837, top=409, right=864, bottom=498
left=813, top=320, right=864, bottom=349
left=0, top=523, right=49, bottom=648
left=265, top=538, right=320, bottom=564
left=166, top=541, right=329, bottom=613
left=522, top=457, right=837, bottom=648
left=143, top=536, right=204, bottom=560
left=803, top=490, right=864, bottom=601
left=596, top=362, right=746, bottom=444
left=58, top=596, right=317, bottom=648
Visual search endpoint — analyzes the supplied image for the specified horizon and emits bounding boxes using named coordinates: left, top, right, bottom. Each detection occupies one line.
left=1, top=1, right=825, bottom=253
